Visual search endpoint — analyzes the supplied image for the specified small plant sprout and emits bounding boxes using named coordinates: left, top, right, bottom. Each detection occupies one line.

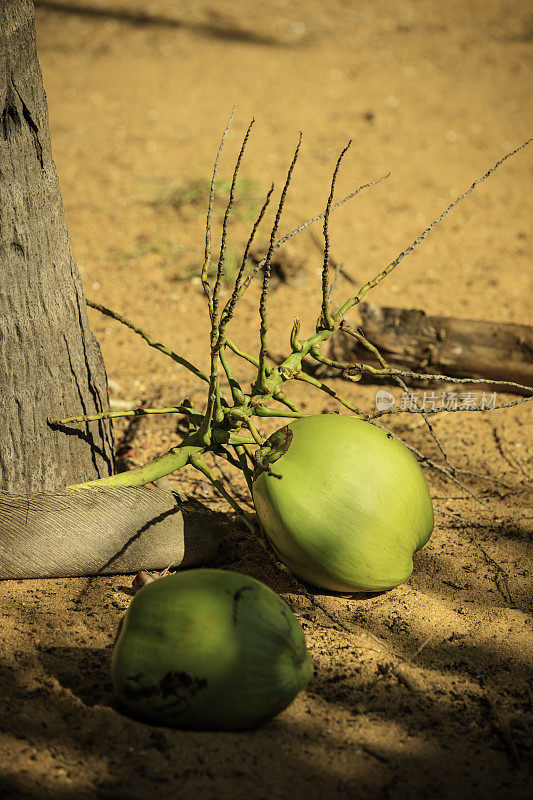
left=48, top=113, right=532, bottom=544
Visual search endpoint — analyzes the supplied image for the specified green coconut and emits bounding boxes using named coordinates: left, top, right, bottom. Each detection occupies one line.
left=252, top=415, right=434, bottom=592
left=111, top=569, right=313, bottom=730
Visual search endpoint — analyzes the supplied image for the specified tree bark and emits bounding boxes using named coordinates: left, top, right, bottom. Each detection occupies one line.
left=0, top=0, right=113, bottom=493
left=0, top=3, right=227, bottom=579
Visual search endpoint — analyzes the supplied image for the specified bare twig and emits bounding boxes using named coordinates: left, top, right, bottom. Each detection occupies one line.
left=435, top=507, right=515, bottom=605
left=434, top=506, right=496, bottom=529
left=257, top=133, right=303, bottom=389
left=491, top=424, right=530, bottom=480
left=452, top=468, right=518, bottom=493
left=219, top=182, right=275, bottom=336
left=320, top=141, right=352, bottom=329
left=212, top=117, right=255, bottom=342
left=87, top=301, right=209, bottom=383
left=239, top=172, right=390, bottom=296
left=202, top=107, right=236, bottom=303
left=48, top=405, right=201, bottom=426
left=339, top=321, right=453, bottom=466
left=404, top=442, right=488, bottom=506
left=369, top=396, right=532, bottom=419
left=335, top=138, right=532, bottom=320
left=383, top=370, right=533, bottom=395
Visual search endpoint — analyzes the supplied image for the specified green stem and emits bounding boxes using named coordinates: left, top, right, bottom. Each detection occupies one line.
left=234, top=444, right=254, bottom=494
left=189, top=455, right=256, bottom=533
left=257, top=133, right=303, bottom=391
left=309, top=345, right=348, bottom=371
left=48, top=406, right=202, bottom=426
left=202, top=107, right=236, bottom=303
left=226, top=433, right=259, bottom=445
left=198, top=350, right=223, bottom=441
left=254, top=406, right=305, bottom=419
left=225, top=337, right=261, bottom=369
left=219, top=182, right=275, bottom=338
left=290, top=318, right=303, bottom=352
left=294, top=371, right=365, bottom=416
left=272, top=392, right=302, bottom=414
left=320, top=141, right=351, bottom=330
left=243, top=417, right=264, bottom=446
left=340, top=323, right=391, bottom=370
left=68, top=443, right=206, bottom=489
left=214, top=446, right=245, bottom=472
left=219, top=344, right=245, bottom=404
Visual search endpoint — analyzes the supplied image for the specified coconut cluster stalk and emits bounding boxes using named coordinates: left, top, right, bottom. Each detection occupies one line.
left=48, top=114, right=532, bottom=522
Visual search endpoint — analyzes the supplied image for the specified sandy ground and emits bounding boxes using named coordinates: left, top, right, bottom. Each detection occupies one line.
left=1, top=1, right=532, bottom=798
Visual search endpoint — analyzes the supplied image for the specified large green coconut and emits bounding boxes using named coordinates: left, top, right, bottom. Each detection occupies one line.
left=252, top=415, right=434, bottom=592
left=111, top=569, right=313, bottom=730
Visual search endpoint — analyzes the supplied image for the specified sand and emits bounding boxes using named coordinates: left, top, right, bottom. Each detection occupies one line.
left=1, top=1, right=532, bottom=797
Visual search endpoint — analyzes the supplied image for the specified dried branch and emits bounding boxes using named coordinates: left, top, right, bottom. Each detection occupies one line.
left=452, top=467, right=518, bottom=492
left=405, top=441, right=488, bottom=506
left=491, top=424, right=530, bottom=479
left=435, top=507, right=516, bottom=606
left=380, top=369, right=533, bottom=395
left=340, top=322, right=454, bottom=467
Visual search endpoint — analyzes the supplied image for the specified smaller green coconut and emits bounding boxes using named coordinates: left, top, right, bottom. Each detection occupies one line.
left=111, top=569, right=313, bottom=730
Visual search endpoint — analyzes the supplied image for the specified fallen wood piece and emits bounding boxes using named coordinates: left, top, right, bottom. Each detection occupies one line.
left=329, top=303, right=533, bottom=393
left=0, top=486, right=230, bottom=580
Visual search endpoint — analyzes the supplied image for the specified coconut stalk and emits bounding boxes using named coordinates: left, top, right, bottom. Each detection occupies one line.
left=50, top=118, right=531, bottom=514
left=44, top=118, right=533, bottom=680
